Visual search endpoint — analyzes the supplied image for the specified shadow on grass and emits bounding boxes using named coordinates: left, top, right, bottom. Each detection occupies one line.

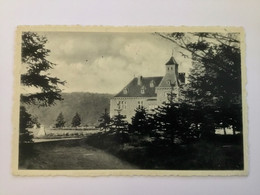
left=84, top=133, right=244, bottom=170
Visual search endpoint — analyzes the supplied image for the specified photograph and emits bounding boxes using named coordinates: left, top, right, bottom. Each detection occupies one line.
left=13, top=26, right=247, bottom=175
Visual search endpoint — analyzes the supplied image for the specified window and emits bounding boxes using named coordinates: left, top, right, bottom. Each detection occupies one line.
left=117, top=101, right=121, bottom=109
left=118, top=101, right=127, bottom=109
left=138, top=101, right=143, bottom=108
left=123, top=88, right=128, bottom=94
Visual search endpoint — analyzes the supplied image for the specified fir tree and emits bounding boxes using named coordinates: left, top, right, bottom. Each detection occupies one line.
left=156, top=32, right=242, bottom=136
left=150, top=101, right=196, bottom=145
left=71, top=112, right=81, bottom=127
left=19, top=106, right=33, bottom=143
left=130, top=106, right=150, bottom=137
left=21, top=32, right=65, bottom=106
left=110, top=103, right=129, bottom=143
left=98, top=108, right=111, bottom=132
left=55, top=112, right=66, bottom=128
left=19, top=32, right=65, bottom=143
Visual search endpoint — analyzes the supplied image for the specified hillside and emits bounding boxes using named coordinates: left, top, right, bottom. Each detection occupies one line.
left=24, top=92, right=114, bottom=127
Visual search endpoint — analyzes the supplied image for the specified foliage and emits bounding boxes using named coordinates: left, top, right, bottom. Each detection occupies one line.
left=110, top=112, right=129, bottom=143
left=150, top=102, right=198, bottom=144
left=156, top=32, right=242, bottom=135
left=71, top=112, right=81, bottom=127
left=129, top=106, right=150, bottom=137
left=21, top=32, right=65, bottom=106
left=19, top=106, right=33, bottom=143
left=98, top=108, right=111, bottom=132
left=110, top=113, right=128, bottom=134
left=55, top=112, right=66, bottom=128
left=19, top=32, right=65, bottom=143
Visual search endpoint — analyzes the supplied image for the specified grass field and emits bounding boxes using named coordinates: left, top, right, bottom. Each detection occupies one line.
left=19, top=139, right=137, bottom=170
left=19, top=134, right=244, bottom=170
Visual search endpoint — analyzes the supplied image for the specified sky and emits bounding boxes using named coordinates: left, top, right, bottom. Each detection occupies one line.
left=22, top=31, right=192, bottom=94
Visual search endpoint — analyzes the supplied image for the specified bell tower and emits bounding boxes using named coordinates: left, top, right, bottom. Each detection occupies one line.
left=155, top=55, right=180, bottom=104
left=159, top=55, right=179, bottom=88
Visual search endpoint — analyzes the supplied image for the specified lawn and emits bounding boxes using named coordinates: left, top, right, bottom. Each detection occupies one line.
left=19, top=139, right=137, bottom=170
left=19, top=134, right=244, bottom=170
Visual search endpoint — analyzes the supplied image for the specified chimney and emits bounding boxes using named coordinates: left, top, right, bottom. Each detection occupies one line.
left=137, top=76, right=142, bottom=85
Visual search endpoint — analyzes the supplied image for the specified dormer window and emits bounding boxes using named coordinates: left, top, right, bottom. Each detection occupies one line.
left=167, top=80, right=171, bottom=85
left=150, top=80, right=155, bottom=88
left=141, top=86, right=145, bottom=94
left=123, top=88, right=128, bottom=94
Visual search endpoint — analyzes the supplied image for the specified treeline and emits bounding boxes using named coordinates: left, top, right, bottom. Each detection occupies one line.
left=98, top=101, right=242, bottom=147
left=53, top=112, right=98, bottom=129
left=23, top=92, right=113, bottom=127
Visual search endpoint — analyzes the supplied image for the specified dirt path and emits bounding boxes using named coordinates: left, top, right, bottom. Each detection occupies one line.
left=20, top=139, right=137, bottom=170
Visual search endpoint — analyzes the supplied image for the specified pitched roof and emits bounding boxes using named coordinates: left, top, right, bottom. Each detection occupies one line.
left=165, top=56, right=178, bottom=66
left=114, top=76, right=163, bottom=97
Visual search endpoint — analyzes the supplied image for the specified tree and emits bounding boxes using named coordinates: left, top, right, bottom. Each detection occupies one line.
left=21, top=32, right=65, bottom=106
left=71, top=112, right=81, bottom=127
left=20, top=32, right=65, bottom=143
left=19, top=106, right=33, bottom=143
left=109, top=104, right=129, bottom=143
left=55, top=112, right=66, bottom=128
left=130, top=106, right=150, bottom=137
left=150, top=102, right=181, bottom=144
left=98, top=108, right=111, bottom=132
left=110, top=114, right=128, bottom=135
left=156, top=32, right=242, bottom=136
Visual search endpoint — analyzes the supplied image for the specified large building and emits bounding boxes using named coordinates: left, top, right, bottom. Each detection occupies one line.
left=110, top=55, right=185, bottom=122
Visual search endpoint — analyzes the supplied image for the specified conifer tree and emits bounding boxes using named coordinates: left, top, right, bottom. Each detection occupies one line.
left=110, top=114, right=128, bottom=135
left=21, top=32, right=65, bottom=106
left=98, top=108, right=111, bottom=132
left=19, top=32, right=65, bottom=143
left=19, top=106, right=34, bottom=143
left=55, top=112, right=66, bottom=128
left=71, top=112, right=81, bottom=127
left=130, top=106, right=150, bottom=137
left=110, top=103, right=129, bottom=143
left=156, top=32, right=242, bottom=136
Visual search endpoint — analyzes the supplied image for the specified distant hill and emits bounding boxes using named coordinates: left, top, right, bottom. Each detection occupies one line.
left=24, top=92, right=114, bottom=127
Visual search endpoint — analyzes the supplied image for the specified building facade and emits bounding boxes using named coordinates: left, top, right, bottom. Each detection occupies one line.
left=110, top=56, right=185, bottom=122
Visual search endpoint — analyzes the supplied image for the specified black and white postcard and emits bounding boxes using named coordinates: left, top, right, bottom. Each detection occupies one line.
left=12, top=26, right=247, bottom=176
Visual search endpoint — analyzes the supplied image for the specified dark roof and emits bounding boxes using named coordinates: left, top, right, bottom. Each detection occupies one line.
left=165, top=56, right=178, bottom=66
left=114, top=76, right=163, bottom=97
